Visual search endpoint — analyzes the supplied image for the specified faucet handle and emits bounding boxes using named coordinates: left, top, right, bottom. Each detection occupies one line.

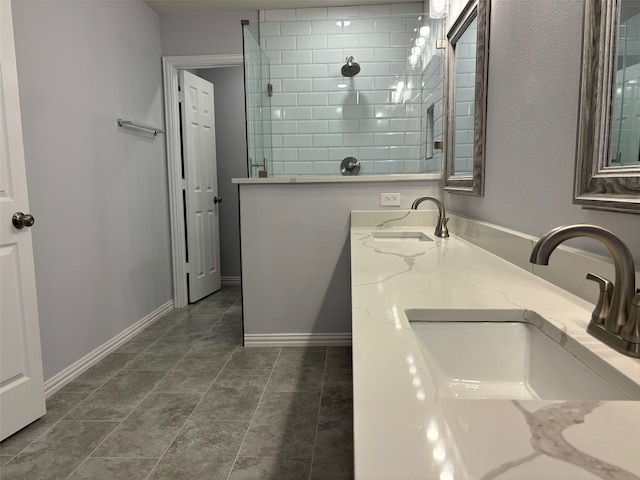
left=586, top=273, right=614, bottom=325
left=621, top=293, right=640, bottom=343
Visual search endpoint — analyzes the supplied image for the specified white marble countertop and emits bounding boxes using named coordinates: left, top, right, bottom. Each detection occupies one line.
left=350, top=211, right=640, bottom=480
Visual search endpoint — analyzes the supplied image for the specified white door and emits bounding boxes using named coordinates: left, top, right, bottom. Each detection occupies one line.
left=0, top=0, right=46, bottom=441
left=179, top=70, right=222, bottom=303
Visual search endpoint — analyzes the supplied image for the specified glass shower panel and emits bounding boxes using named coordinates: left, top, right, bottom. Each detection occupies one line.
left=242, top=24, right=272, bottom=177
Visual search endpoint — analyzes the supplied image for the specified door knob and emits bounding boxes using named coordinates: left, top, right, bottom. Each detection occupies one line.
left=12, top=212, right=35, bottom=229
left=214, top=196, right=222, bottom=204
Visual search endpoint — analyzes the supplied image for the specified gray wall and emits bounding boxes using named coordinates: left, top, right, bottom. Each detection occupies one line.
left=240, top=181, right=442, bottom=336
left=160, top=10, right=258, bottom=56
left=447, top=0, right=640, bottom=264
left=12, top=0, right=172, bottom=380
left=197, top=67, right=247, bottom=278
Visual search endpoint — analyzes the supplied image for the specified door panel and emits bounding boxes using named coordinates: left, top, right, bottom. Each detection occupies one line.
left=0, top=0, right=46, bottom=441
left=180, top=70, right=221, bottom=303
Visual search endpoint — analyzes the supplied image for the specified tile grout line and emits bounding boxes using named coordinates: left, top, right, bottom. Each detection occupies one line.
left=61, top=294, right=238, bottom=480
left=308, top=348, right=329, bottom=480
left=224, top=347, right=283, bottom=480
left=144, top=305, right=238, bottom=480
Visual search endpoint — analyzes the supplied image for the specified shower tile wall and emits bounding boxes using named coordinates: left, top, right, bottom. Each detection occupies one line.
left=259, top=3, right=443, bottom=177
left=453, top=19, right=477, bottom=174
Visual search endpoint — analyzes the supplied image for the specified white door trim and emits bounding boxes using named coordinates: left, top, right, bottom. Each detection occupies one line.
left=162, top=54, right=243, bottom=308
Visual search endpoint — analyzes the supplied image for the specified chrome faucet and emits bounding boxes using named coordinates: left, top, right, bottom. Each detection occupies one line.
left=530, top=224, right=640, bottom=357
left=410, top=196, right=449, bottom=238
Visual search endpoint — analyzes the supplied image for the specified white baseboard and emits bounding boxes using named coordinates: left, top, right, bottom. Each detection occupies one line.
left=44, top=300, right=174, bottom=398
left=244, top=333, right=352, bottom=347
left=222, top=276, right=241, bottom=286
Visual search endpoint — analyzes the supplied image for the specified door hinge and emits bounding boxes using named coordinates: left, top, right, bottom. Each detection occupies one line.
left=182, top=179, right=189, bottom=190
left=178, top=91, right=185, bottom=103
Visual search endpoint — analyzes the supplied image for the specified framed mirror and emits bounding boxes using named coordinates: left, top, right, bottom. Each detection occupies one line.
left=443, top=0, right=490, bottom=195
left=575, top=0, right=640, bottom=213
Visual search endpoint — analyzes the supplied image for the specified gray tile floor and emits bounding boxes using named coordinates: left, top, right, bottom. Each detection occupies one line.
left=0, top=287, right=354, bottom=480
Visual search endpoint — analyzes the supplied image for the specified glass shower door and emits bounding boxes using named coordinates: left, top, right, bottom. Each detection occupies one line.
left=242, top=23, right=273, bottom=177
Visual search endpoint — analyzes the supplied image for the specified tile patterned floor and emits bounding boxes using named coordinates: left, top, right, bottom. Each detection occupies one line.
left=0, top=287, right=354, bottom=480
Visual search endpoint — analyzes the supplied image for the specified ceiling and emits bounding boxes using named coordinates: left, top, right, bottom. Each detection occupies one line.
left=144, top=0, right=412, bottom=14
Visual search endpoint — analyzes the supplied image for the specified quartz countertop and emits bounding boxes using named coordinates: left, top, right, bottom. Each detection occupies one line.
left=350, top=211, right=640, bottom=480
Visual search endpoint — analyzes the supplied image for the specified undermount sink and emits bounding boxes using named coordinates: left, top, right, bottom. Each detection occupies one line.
left=372, top=230, right=432, bottom=242
left=406, top=309, right=637, bottom=400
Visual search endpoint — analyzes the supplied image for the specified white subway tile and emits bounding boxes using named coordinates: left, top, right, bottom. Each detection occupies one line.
left=271, top=161, right=284, bottom=175
left=328, top=34, right=360, bottom=49
left=457, top=58, right=476, bottom=74
left=328, top=6, right=359, bottom=19
left=259, top=10, right=265, bottom=21
left=297, top=64, right=328, bottom=78
left=346, top=48, right=375, bottom=62
left=374, top=76, right=399, bottom=90
left=283, top=134, right=312, bottom=147
left=270, top=65, right=297, bottom=79
left=375, top=47, right=408, bottom=62
left=295, top=7, right=327, bottom=20
left=266, top=51, right=281, bottom=65
left=344, top=133, right=374, bottom=146
left=374, top=160, right=405, bottom=174
left=328, top=119, right=359, bottom=133
left=349, top=77, right=376, bottom=91
left=297, top=35, right=328, bottom=50
left=313, top=49, right=345, bottom=64
left=405, top=103, right=422, bottom=117
left=358, top=90, right=390, bottom=104
left=390, top=31, right=412, bottom=47
left=314, top=106, right=344, bottom=119
left=405, top=132, right=421, bottom=145
left=344, top=105, right=374, bottom=119
left=281, top=21, right=312, bottom=36
left=374, top=18, right=409, bottom=33
left=359, top=119, right=390, bottom=132
left=312, top=20, right=343, bottom=35
left=273, top=148, right=298, bottom=161
left=270, top=93, right=297, bottom=107
left=375, top=104, right=405, bottom=118
left=390, top=62, right=415, bottom=75
left=266, top=36, right=297, bottom=51
left=264, top=9, right=296, bottom=21
left=359, top=146, right=390, bottom=160
left=358, top=4, right=391, bottom=18
left=283, top=107, right=313, bottom=120
left=374, top=132, right=405, bottom=146
left=271, top=108, right=282, bottom=120
left=298, top=148, right=329, bottom=160
left=271, top=135, right=283, bottom=148
left=313, top=134, right=343, bottom=147
left=343, top=19, right=375, bottom=34
left=313, top=78, right=347, bottom=92
left=328, top=147, right=356, bottom=159
left=313, top=161, right=342, bottom=175
left=282, top=50, right=313, bottom=65
left=389, top=118, right=416, bottom=131
left=390, top=3, right=423, bottom=15
left=282, top=78, right=312, bottom=92
left=328, top=91, right=359, bottom=105
left=359, top=33, right=391, bottom=48
left=404, top=159, right=422, bottom=173
left=389, top=145, right=419, bottom=159
left=259, top=22, right=280, bottom=37
left=283, top=162, right=314, bottom=175
left=271, top=120, right=297, bottom=134
left=297, top=120, right=329, bottom=133
left=357, top=62, right=391, bottom=76
left=298, top=92, right=329, bottom=106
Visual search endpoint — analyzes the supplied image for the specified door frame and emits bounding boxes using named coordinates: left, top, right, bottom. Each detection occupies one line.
left=162, top=54, right=243, bottom=308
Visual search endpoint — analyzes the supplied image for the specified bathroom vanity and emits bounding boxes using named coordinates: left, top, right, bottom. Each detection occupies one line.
left=350, top=210, right=640, bottom=479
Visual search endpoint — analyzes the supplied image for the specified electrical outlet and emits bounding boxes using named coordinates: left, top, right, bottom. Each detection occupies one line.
left=380, top=193, right=401, bottom=207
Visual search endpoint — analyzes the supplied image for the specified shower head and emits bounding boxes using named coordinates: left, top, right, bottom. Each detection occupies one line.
left=341, top=56, right=361, bottom=77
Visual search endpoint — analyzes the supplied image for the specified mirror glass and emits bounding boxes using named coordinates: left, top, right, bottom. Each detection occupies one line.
left=444, top=0, right=489, bottom=195
left=453, top=17, right=478, bottom=175
left=575, top=0, right=640, bottom=213
left=610, top=5, right=640, bottom=167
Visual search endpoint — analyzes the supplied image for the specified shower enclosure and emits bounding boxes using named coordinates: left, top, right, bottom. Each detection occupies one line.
left=242, top=22, right=273, bottom=177
left=242, top=4, right=445, bottom=178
